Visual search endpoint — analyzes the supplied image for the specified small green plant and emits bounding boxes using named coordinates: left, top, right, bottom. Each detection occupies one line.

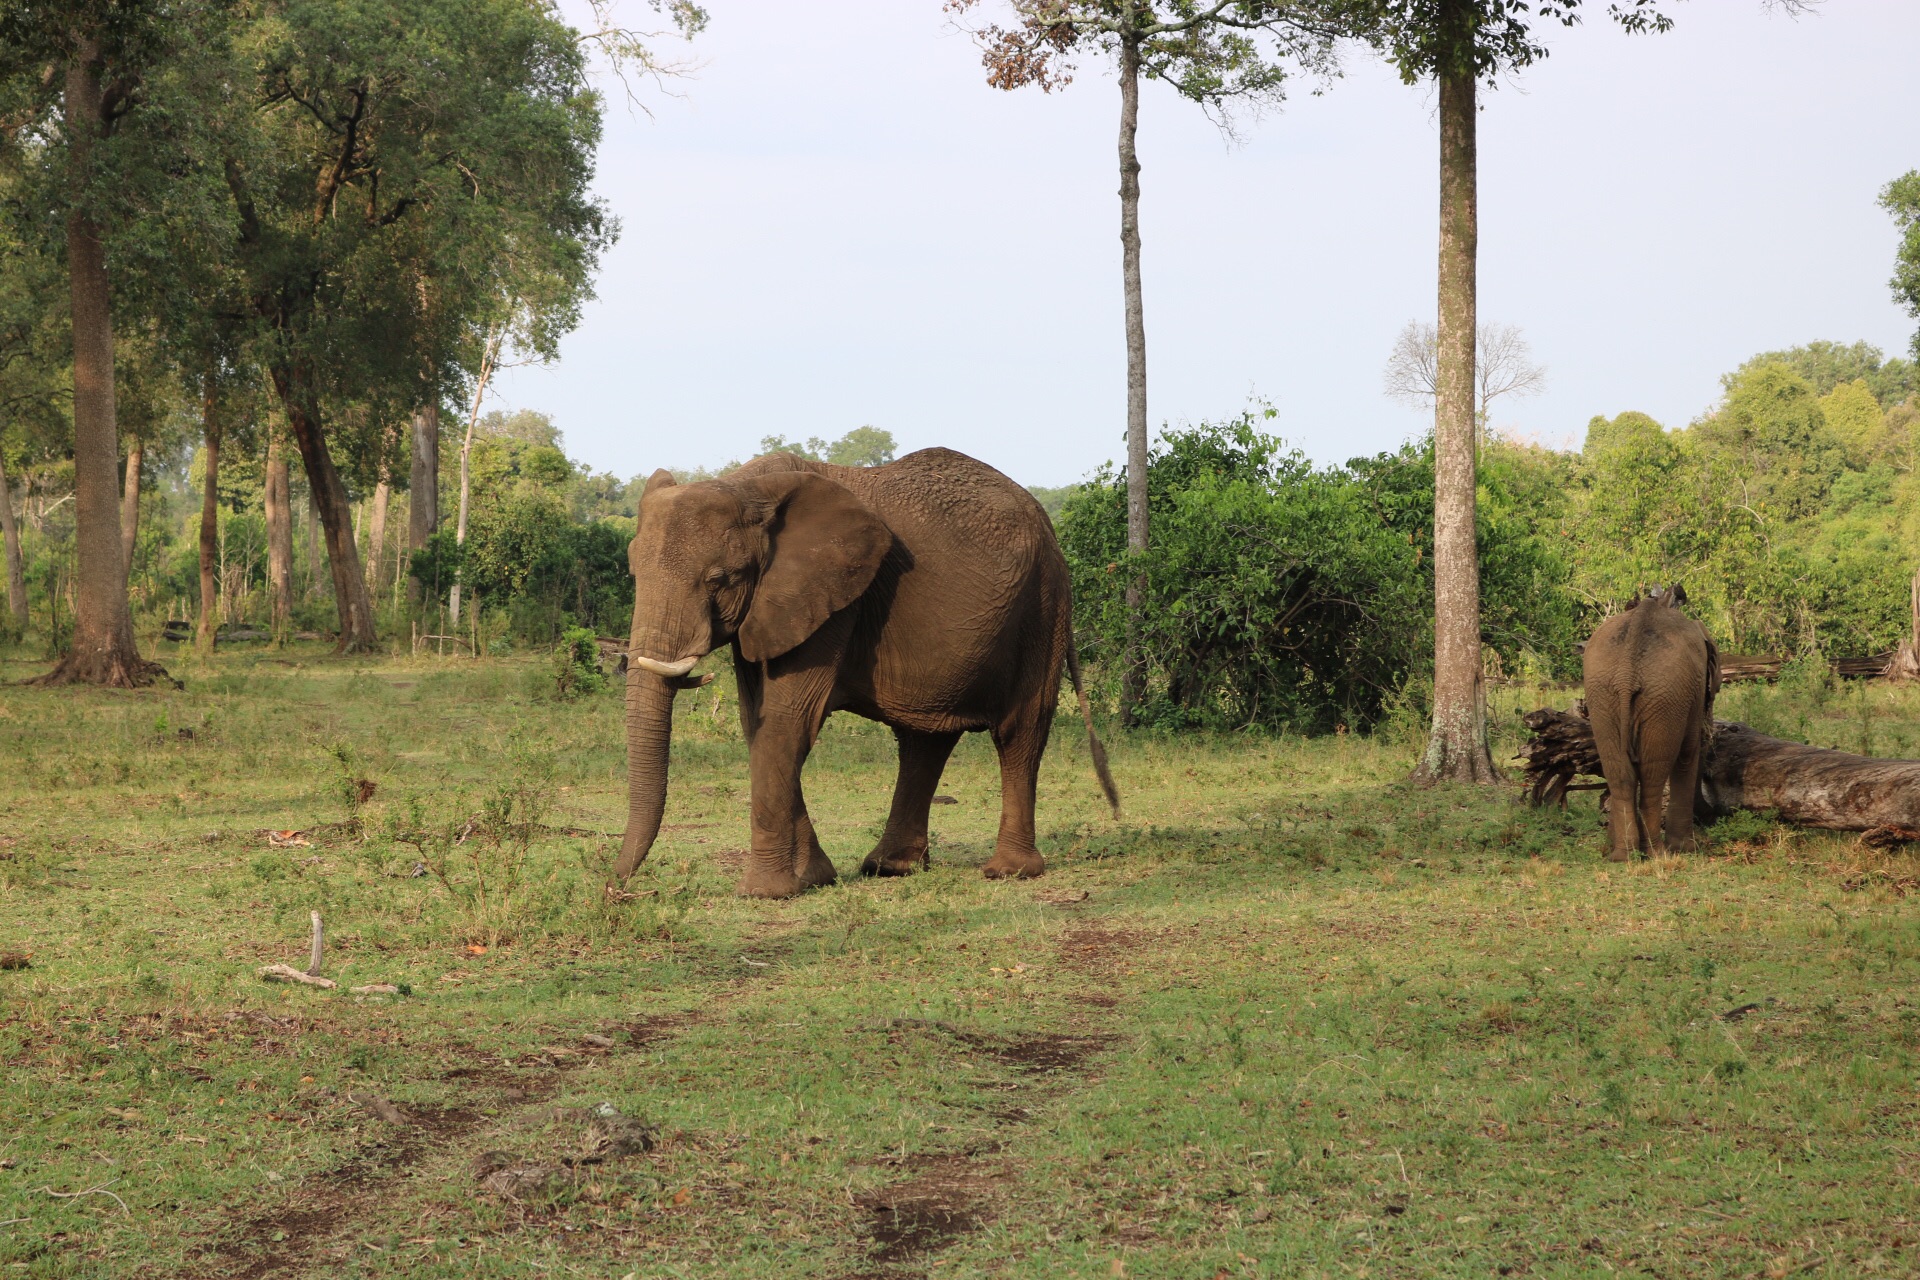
left=399, top=745, right=559, bottom=946
left=553, top=628, right=606, bottom=700
left=322, top=742, right=376, bottom=825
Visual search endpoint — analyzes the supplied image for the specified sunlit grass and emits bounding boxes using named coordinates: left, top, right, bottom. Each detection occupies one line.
left=1, top=644, right=1916, bottom=1277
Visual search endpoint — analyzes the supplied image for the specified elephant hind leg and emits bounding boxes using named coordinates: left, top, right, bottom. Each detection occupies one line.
left=982, top=711, right=1052, bottom=881
left=1589, top=692, right=1640, bottom=862
left=862, top=728, right=961, bottom=877
left=1664, top=721, right=1704, bottom=853
left=1636, top=730, right=1683, bottom=859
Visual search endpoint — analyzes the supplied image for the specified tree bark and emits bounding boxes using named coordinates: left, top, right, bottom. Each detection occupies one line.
left=37, top=47, right=155, bottom=687
left=366, top=470, right=390, bottom=600
left=304, top=485, right=320, bottom=600
left=265, top=429, right=293, bottom=636
left=1118, top=32, right=1150, bottom=727
left=269, top=360, right=378, bottom=651
left=1412, top=56, right=1498, bottom=784
left=120, top=435, right=142, bottom=591
left=448, top=325, right=503, bottom=628
left=0, top=451, right=26, bottom=632
left=197, top=377, right=221, bottom=656
left=407, top=401, right=438, bottom=604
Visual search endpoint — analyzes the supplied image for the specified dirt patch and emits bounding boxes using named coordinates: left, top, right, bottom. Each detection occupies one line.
left=884, top=1019, right=1116, bottom=1075
left=989, top=1031, right=1112, bottom=1072
left=1066, top=992, right=1119, bottom=1009
left=201, top=1096, right=489, bottom=1278
left=623, top=1013, right=693, bottom=1048
left=856, top=1153, right=1008, bottom=1265
left=1055, top=925, right=1154, bottom=973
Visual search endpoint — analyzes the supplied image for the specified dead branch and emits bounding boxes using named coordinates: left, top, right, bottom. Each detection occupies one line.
left=258, top=963, right=336, bottom=989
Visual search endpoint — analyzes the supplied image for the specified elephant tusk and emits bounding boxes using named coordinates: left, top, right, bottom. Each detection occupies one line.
left=629, top=654, right=700, bottom=678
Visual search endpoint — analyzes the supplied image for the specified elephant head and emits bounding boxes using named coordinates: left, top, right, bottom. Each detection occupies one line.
left=612, top=467, right=892, bottom=880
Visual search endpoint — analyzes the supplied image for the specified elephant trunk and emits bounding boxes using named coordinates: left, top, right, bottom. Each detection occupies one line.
left=612, top=670, right=679, bottom=881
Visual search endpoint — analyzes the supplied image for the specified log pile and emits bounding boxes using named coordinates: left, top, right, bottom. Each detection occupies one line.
left=1515, top=705, right=1604, bottom=807
left=1520, top=705, right=1920, bottom=840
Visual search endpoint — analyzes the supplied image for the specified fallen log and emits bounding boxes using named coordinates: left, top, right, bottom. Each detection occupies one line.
left=1716, top=651, right=1894, bottom=683
left=1520, top=707, right=1920, bottom=838
left=1698, top=722, right=1920, bottom=834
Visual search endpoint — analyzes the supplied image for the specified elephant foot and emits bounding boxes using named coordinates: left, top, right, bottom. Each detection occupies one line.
left=860, top=839, right=929, bottom=877
left=796, top=847, right=838, bottom=890
left=1604, top=849, right=1633, bottom=863
left=738, top=865, right=807, bottom=899
left=982, top=848, right=1045, bottom=880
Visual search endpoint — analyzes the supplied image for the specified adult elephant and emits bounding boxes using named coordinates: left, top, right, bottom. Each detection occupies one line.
left=1582, top=585, right=1720, bottom=861
left=613, top=448, right=1119, bottom=898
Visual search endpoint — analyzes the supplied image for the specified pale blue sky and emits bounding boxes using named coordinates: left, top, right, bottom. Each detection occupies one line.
left=489, top=0, right=1920, bottom=487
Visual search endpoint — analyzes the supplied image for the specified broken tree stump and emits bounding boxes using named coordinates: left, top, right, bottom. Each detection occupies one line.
left=1521, top=706, right=1920, bottom=838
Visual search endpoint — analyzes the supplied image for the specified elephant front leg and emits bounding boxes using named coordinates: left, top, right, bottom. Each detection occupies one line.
left=736, top=638, right=844, bottom=899
left=862, top=728, right=962, bottom=876
left=741, top=724, right=838, bottom=898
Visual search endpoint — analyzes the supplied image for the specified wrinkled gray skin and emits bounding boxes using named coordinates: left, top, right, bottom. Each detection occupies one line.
left=1582, top=585, right=1721, bottom=860
left=616, top=448, right=1115, bottom=899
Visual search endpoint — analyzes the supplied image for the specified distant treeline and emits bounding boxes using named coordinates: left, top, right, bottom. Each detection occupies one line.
left=1059, top=340, right=1919, bottom=734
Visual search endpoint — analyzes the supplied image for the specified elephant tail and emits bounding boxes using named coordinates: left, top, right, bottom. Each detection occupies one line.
left=1066, top=634, right=1121, bottom=817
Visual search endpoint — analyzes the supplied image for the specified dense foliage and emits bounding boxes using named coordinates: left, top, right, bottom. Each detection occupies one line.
left=1058, top=410, right=1573, bottom=734
left=1056, top=343, right=1920, bottom=735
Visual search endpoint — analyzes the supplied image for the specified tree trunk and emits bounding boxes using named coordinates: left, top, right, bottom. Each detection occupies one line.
left=37, top=48, right=155, bottom=687
left=1886, top=566, right=1920, bottom=680
left=366, top=471, right=389, bottom=599
left=408, top=401, right=438, bottom=604
left=120, top=435, right=142, bottom=591
left=447, top=327, right=503, bottom=627
left=304, top=486, right=320, bottom=601
left=265, top=429, right=293, bottom=637
left=1118, top=33, right=1150, bottom=727
left=197, top=378, right=221, bottom=656
left=1412, top=58, right=1498, bottom=784
left=0, top=451, right=26, bottom=632
left=269, top=360, right=378, bottom=652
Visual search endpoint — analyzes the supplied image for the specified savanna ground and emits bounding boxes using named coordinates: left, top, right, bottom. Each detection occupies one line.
left=3, top=642, right=1919, bottom=1280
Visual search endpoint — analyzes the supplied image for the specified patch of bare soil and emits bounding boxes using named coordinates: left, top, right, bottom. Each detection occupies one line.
left=855, top=1153, right=1011, bottom=1266
left=194, top=1018, right=698, bottom=1277
left=883, top=1018, right=1115, bottom=1075
left=1055, top=925, right=1155, bottom=974
left=623, top=1013, right=692, bottom=1047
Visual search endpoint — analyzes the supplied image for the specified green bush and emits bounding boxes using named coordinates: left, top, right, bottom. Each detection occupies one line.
left=553, top=627, right=606, bottom=700
left=1058, top=412, right=1576, bottom=734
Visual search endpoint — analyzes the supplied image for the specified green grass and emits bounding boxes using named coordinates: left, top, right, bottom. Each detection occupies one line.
left=2, top=644, right=1918, bottom=1278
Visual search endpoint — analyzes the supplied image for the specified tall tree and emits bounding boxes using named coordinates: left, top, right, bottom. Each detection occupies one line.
left=195, top=368, right=222, bottom=654
left=1885, top=171, right=1920, bottom=362
left=12, top=20, right=174, bottom=685
left=264, top=424, right=293, bottom=635
left=1356, top=0, right=1672, bottom=783
left=952, top=0, right=1340, bottom=723
left=213, top=0, right=613, bottom=652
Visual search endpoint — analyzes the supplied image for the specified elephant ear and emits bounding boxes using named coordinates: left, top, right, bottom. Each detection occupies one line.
left=733, top=472, right=891, bottom=663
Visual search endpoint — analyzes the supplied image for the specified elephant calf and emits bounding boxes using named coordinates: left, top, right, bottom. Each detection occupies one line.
left=1582, top=585, right=1720, bottom=860
left=615, top=447, right=1119, bottom=898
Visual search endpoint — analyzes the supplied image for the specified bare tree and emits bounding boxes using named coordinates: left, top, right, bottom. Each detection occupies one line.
left=1383, top=319, right=1546, bottom=432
